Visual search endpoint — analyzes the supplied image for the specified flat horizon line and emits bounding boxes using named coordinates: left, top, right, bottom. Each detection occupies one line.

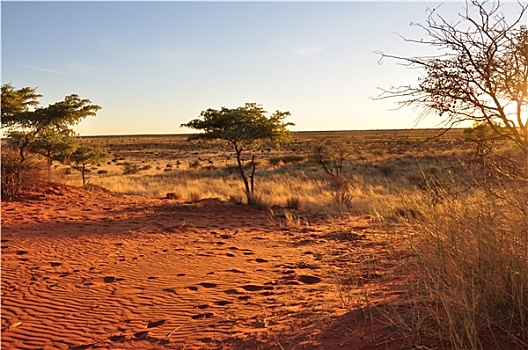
left=80, top=127, right=462, bottom=138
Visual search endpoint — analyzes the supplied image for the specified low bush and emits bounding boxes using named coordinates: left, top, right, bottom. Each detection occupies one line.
left=188, top=191, right=201, bottom=202
left=122, top=163, right=140, bottom=175
left=189, top=160, right=200, bottom=169
left=269, top=155, right=306, bottom=165
left=1, top=148, right=46, bottom=196
left=328, top=175, right=353, bottom=208
left=285, top=196, right=303, bottom=210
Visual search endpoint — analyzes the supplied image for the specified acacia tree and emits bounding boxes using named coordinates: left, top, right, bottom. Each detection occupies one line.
left=1, top=83, right=101, bottom=163
left=182, top=102, right=294, bottom=204
left=1, top=83, right=41, bottom=124
left=29, top=129, right=79, bottom=178
left=68, top=144, right=110, bottom=186
left=376, top=1, right=528, bottom=169
left=1, top=84, right=101, bottom=194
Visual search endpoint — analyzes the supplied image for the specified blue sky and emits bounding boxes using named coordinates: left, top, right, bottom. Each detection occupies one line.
left=1, top=1, right=523, bottom=135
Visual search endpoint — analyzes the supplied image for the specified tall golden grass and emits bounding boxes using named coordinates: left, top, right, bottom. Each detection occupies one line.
left=386, top=177, right=528, bottom=349
left=62, top=161, right=417, bottom=215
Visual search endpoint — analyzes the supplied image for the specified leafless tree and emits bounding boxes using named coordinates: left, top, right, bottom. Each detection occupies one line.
left=376, top=1, right=527, bottom=168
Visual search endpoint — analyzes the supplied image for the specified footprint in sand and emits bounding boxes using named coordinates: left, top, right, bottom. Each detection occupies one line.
left=223, top=288, right=244, bottom=295
left=197, top=282, right=217, bottom=288
left=240, top=284, right=265, bottom=292
left=108, top=335, right=126, bottom=342
left=71, top=343, right=97, bottom=350
left=298, top=275, right=322, bottom=284
left=103, top=276, right=124, bottom=283
left=191, top=312, right=214, bottom=320
left=133, top=330, right=149, bottom=340
left=147, top=319, right=166, bottom=328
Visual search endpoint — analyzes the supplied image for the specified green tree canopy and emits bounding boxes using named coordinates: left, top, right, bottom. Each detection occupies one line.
left=1, top=83, right=42, bottom=127
left=30, top=94, right=101, bottom=133
left=68, top=144, right=110, bottom=185
left=182, top=102, right=294, bottom=204
left=29, top=129, right=79, bottom=177
left=1, top=83, right=101, bottom=163
left=183, top=103, right=293, bottom=148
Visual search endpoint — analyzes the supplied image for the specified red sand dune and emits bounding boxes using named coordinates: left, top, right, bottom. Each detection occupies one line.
left=1, top=185, right=410, bottom=349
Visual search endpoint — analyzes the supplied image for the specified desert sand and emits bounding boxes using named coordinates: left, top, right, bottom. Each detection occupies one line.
left=1, top=185, right=411, bottom=349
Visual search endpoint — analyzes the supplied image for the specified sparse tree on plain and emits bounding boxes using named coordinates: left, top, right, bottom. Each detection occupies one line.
left=313, top=140, right=349, bottom=177
left=68, top=144, right=111, bottom=186
left=1, top=83, right=101, bottom=194
left=376, top=1, right=528, bottom=170
left=1, top=83, right=101, bottom=164
left=313, top=140, right=353, bottom=206
left=182, top=102, right=294, bottom=204
left=28, top=129, right=79, bottom=178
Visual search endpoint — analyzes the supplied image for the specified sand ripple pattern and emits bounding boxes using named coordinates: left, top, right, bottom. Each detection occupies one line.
left=2, top=190, right=401, bottom=349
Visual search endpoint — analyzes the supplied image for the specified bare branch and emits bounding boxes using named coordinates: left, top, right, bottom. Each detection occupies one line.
left=375, top=0, right=528, bottom=158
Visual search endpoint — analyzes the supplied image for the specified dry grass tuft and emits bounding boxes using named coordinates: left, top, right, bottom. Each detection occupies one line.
left=398, top=180, right=528, bottom=349
left=285, top=196, right=303, bottom=210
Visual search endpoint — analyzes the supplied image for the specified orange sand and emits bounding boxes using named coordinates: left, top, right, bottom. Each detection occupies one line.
left=1, top=185, right=410, bottom=349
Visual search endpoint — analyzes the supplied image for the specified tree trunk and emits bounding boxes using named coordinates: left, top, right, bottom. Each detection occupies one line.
left=46, top=151, right=52, bottom=180
left=234, top=144, right=251, bottom=204
left=19, top=134, right=30, bottom=164
left=249, top=153, right=256, bottom=194
left=81, top=164, right=86, bottom=186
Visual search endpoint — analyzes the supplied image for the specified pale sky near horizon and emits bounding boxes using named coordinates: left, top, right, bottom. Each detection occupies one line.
left=1, top=1, right=525, bottom=136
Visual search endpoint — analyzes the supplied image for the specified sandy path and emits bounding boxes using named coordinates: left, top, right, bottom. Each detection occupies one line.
left=1, top=186, right=408, bottom=349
